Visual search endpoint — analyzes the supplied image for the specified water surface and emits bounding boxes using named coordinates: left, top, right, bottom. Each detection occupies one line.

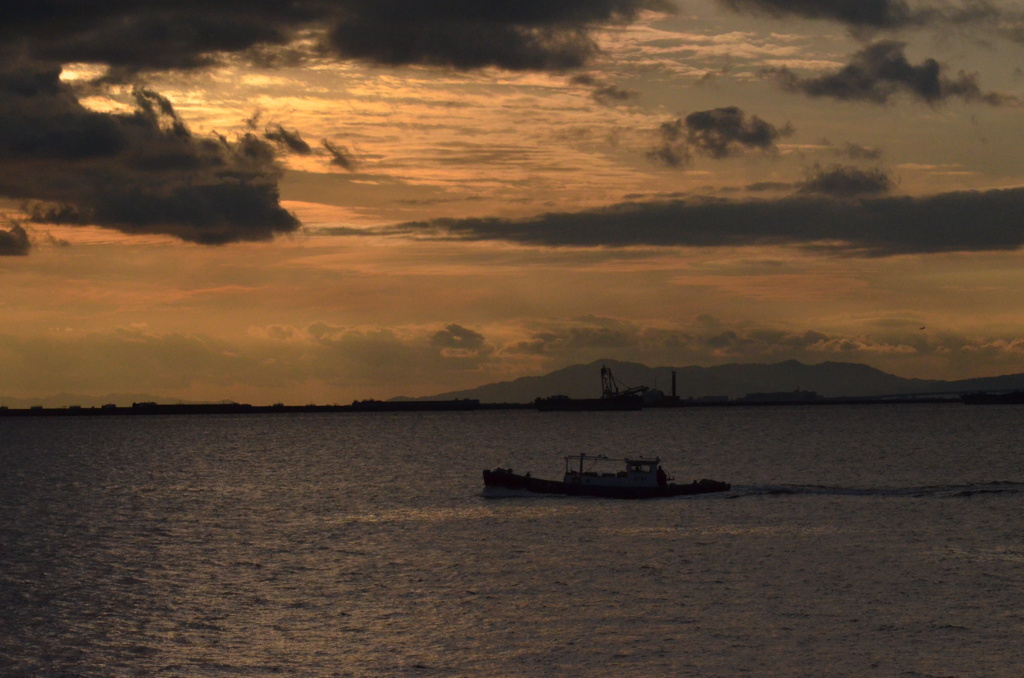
left=2, top=405, right=1022, bottom=676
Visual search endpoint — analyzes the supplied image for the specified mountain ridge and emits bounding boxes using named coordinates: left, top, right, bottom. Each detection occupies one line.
left=8, top=360, right=1024, bottom=408
left=394, top=359, right=1024, bottom=403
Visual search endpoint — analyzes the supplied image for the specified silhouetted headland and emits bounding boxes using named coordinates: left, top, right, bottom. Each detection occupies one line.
left=0, top=393, right=1012, bottom=417
left=6, top=359, right=1024, bottom=416
left=0, top=399, right=530, bottom=417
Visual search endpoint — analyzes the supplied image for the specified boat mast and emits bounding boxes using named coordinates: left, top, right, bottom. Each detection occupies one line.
left=600, top=365, right=649, bottom=400
left=601, top=366, right=619, bottom=398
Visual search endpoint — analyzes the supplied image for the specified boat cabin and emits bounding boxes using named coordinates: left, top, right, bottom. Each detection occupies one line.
left=563, top=454, right=669, bottom=488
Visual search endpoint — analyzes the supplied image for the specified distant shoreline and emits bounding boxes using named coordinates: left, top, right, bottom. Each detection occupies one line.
left=0, top=400, right=516, bottom=417
left=0, top=394, right=997, bottom=417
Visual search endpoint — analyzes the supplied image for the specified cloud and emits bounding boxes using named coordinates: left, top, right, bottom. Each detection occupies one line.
left=322, top=139, right=357, bottom=171
left=492, top=316, right=1024, bottom=384
left=717, top=0, right=1006, bottom=32
left=649, top=106, right=793, bottom=166
left=765, top=41, right=1012, bottom=105
left=430, top=323, right=493, bottom=359
left=2, top=1, right=674, bottom=78
left=836, top=142, right=882, bottom=160
left=592, top=84, right=640, bottom=103
left=798, top=164, right=893, bottom=197
left=648, top=118, right=691, bottom=167
left=717, top=0, right=917, bottom=28
left=323, top=0, right=674, bottom=71
left=264, top=125, right=312, bottom=155
left=0, top=222, right=31, bottom=256
left=10, top=316, right=1024, bottom=401
left=371, top=185, right=1024, bottom=257
left=685, top=106, right=793, bottom=157
left=1, top=2, right=673, bottom=247
left=1, top=6, right=295, bottom=77
left=570, top=73, right=640, bottom=105
left=432, top=324, right=487, bottom=350
left=305, top=321, right=496, bottom=378
left=0, top=64, right=299, bottom=245
left=0, top=327, right=267, bottom=395
left=506, top=317, right=641, bottom=356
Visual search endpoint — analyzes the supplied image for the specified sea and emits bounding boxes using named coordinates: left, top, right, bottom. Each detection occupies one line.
left=1, top=404, right=1022, bottom=677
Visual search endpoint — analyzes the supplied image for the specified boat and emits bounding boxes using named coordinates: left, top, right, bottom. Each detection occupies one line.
left=483, top=453, right=730, bottom=499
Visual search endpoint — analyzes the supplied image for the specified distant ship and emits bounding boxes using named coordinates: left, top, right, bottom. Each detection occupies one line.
left=534, top=365, right=648, bottom=411
left=483, top=454, right=730, bottom=499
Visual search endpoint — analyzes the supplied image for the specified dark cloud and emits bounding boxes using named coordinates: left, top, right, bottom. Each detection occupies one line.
left=264, top=125, right=311, bottom=154
left=593, top=83, right=640, bottom=104
left=2, top=1, right=673, bottom=77
left=504, top=316, right=641, bottom=356
left=0, top=1, right=673, bottom=247
left=43, top=231, right=71, bottom=248
left=717, top=0, right=1005, bottom=31
left=746, top=181, right=795, bottom=192
left=0, top=4, right=302, bottom=77
left=429, top=323, right=493, bottom=362
left=685, top=107, right=792, bottom=157
left=836, top=142, right=882, bottom=160
left=569, top=73, right=600, bottom=86
left=798, top=164, right=893, bottom=197
left=693, top=0, right=1024, bottom=52
left=324, top=0, right=674, bottom=71
left=372, top=186, right=1024, bottom=257
left=0, top=222, right=31, bottom=256
left=765, top=41, right=1012, bottom=105
left=431, top=324, right=487, bottom=351
left=648, top=107, right=792, bottom=166
left=718, top=0, right=917, bottom=28
left=0, top=64, right=298, bottom=245
left=322, top=139, right=357, bottom=171
left=570, top=74, right=639, bottom=105
left=648, top=118, right=690, bottom=167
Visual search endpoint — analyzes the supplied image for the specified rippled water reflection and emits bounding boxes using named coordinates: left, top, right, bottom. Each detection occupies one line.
left=2, top=406, right=1023, bottom=676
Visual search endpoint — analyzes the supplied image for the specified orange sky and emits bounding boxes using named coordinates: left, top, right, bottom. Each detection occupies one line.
left=4, top=1, right=1024, bottom=404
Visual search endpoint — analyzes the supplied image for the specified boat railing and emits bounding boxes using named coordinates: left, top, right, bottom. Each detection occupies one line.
left=563, top=454, right=661, bottom=464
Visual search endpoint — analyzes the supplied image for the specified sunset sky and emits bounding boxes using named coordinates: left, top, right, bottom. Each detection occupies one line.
left=4, top=0, right=1024, bottom=404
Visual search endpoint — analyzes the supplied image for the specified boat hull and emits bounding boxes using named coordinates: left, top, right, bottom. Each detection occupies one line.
left=482, top=468, right=730, bottom=499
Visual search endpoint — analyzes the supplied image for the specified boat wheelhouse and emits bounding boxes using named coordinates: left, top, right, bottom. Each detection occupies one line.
left=562, top=454, right=669, bottom=488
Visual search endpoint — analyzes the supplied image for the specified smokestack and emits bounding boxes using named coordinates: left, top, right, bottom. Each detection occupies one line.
left=672, top=371, right=677, bottom=398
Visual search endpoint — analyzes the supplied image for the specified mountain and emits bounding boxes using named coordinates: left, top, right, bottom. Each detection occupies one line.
left=397, top=359, right=1024, bottom=403
left=10, top=360, right=1024, bottom=409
